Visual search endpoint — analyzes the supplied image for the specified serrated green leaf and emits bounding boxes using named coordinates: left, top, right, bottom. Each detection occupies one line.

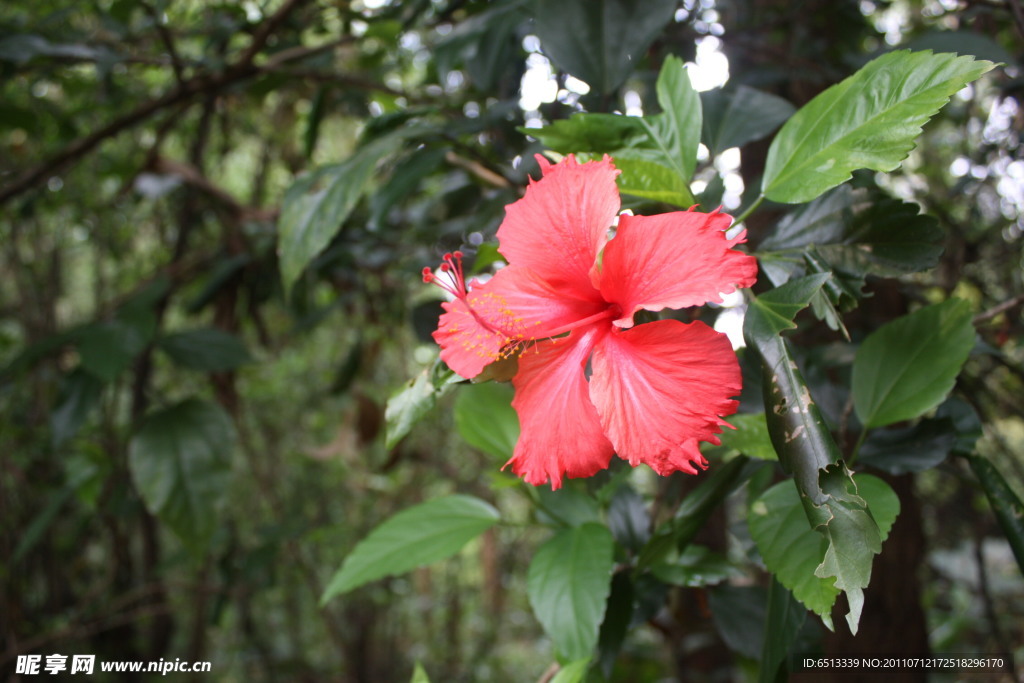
left=322, top=495, right=500, bottom=601
left=743, top=274, right=832, bottom=340
left=532, top=0, right=677, bottom=94
left=761, top=187, right=943, bottom=280
left=852, top=299, right=975, bottom=428
left=128, top=399, right=235, bottom=553
left=749, top=473, right=898, bottom=632
left=701, top=85, right=796, bottom=155
left=279, top=135, right=400, bottom=292
left=527, top=523, right=615, bottom=661
left=763, top=50, right=994, bottom=203
left=158, top=328, right=252, bottom=373
left=760, top=186, right=853, bottom=254
left=748, top=481, right=839, bottom=627
left=454, top=382, right=519, bottom=460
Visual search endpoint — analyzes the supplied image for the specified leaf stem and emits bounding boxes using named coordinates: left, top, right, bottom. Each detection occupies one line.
left=732, top=193, right=765, bottom=227
left=847, top=428, right=869, bottom=467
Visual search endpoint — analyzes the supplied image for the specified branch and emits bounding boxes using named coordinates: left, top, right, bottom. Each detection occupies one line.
left=973, top=293, right=1024, bottom=324
left=236, top=0, right=308, bottom=67
left=141, top=1, right=186, bottom=86
left=0, top=1, right=341, bottom=208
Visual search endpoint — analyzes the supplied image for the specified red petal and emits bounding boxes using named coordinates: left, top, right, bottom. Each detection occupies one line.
left=589, top=320, right=741, bottom=476
left=485, top=265, right=606, bottom=339
left=599, top=208, right=758, bottom=327
left=498, top=155, right=619, bottom=294
left=505, top=327, right=614, bottom=489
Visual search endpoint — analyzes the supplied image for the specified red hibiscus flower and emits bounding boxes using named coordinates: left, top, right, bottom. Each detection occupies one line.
left=425, top=155, right=758, bottom=488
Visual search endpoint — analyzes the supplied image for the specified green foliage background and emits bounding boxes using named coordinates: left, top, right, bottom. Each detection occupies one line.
left=1, top=0, right=1022, bottom=681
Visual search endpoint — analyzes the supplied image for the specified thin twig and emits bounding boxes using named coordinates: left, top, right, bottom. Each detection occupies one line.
left=141, top=1, right=186, bottom=86
left=973, top=293, right=1024, bottom=324
left=445, top=151, right=511, bottom=188
left=0, top=11, right=347, bottom=207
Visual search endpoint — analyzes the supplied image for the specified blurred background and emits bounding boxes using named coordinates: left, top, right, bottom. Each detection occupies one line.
left=1, top=0, right=1021, bottom=680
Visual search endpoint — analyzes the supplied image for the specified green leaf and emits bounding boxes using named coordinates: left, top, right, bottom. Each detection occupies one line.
left=303, top=86, right=328, bottom=159
left=748, top=473, right=898, bottom=632
left=852, top=299, right=975, bottom=428
left=700, top=85, right=796, bottom=155
left=760, top=186, right=853, bottom=255
left=435, top=1, right=528, bottom=91
left=525, top=57, right=700, bottom=206
left=748, top=481, right=839, bottom=628
left=532, top=0, right=677, bottom=94
left=743, top=274, right=843, bottom=503
left=761, top=187, right=943, bottom=280
left=857, top=418, right=955, bottom=474
left=763, top=50, right=994, bottom=203
left=51, top=369, right=104, bottom=447
left=759, top=577, right=807, bottom=683
left=551, top=659, right=591, bottom=683
left=606, top=485, right=650, bottom=552
left=611, top=152, right=696, bottom=207
left=76, top=319, right=151, bottom=381
left=817, top=198, right=944, bottom=278
left=651, top=545, right=736, bottom=587
left=454, top=382, right=519, bottom=460
left=708, top=585, right=770, bottom=660
left=651, top=54, right=702, bottom=184
left=527, top=523, right=615, bottom=661
left=158, top=328, right=252, bottom=373
left=637, top=456, right=762, bottom=571
left=522, top=113, right=647, bottom=154
left=719, top=412, right=777, bottom=461
left=278, top=135, right=400, bottom=292
left=321, top=495, right=500, bottom=601
left=369, top=147, right=447, bottom=230
left=128, top=399, right=235, bottom=553
left=410, top=662, right=431, bottom=683
left=596, top=572, right=633, bottom=677
left=385, top=359, right=460, bottom=448
left=902, top=30, right=1014, bottom=65
left=537, top=486, right=602, bottom=528
left=968, top=455, right=1024, bottom=575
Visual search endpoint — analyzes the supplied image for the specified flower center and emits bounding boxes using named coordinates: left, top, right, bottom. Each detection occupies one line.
left=425, top=253, right=533, bottom=360
left=424, top=254, right=622, bottom=363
